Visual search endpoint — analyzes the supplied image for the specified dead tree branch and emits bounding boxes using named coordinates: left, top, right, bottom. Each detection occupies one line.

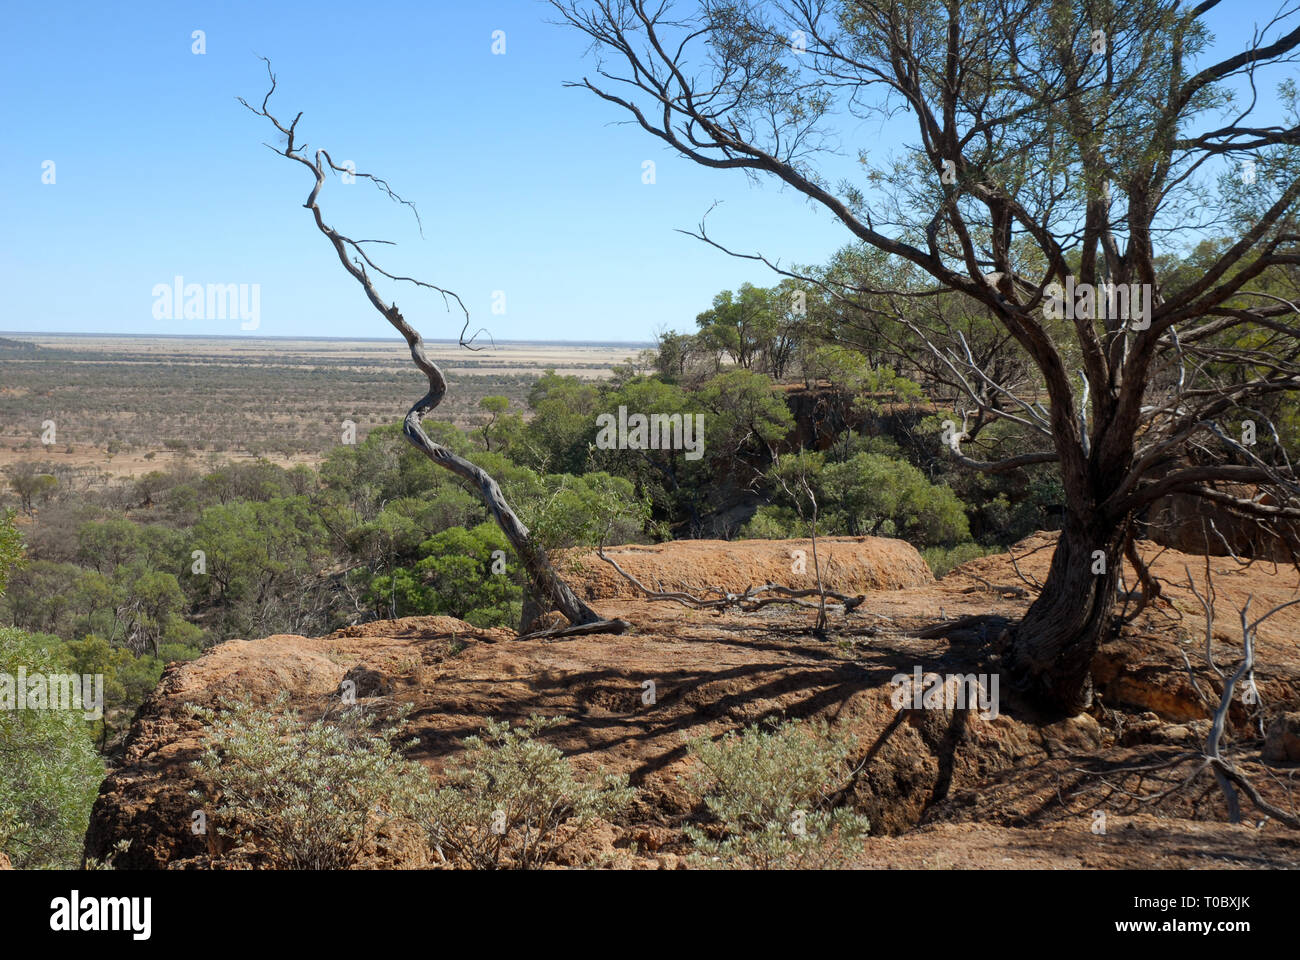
left=595, top=544, right=865, bottom=616
left=240, top=59, right=625, bottom=635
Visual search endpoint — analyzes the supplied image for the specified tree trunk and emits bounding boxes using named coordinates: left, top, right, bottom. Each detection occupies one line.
left=1003, top=517, right=1121, bottom=716
left=402, top=407, right=602, bottom=626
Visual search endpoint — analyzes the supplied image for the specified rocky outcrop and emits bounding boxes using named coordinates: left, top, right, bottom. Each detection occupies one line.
left=563, top=535, right=933, bottom=600
left=1145, top=487, right=1300, bottom=562
left=83, top=536, right=1300, bottom=869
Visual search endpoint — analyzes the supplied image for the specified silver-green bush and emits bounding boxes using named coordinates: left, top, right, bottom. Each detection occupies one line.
left=189, top=695, right=427, bottom=869
left=682, top=718, right=871, bottom=869
left=0, top=626, right=105, bottom=869
left=417, top=715, right=634, bottom=869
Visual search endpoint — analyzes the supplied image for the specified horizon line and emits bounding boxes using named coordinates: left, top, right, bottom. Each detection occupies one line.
left=0, top=331, right=657, bottom=348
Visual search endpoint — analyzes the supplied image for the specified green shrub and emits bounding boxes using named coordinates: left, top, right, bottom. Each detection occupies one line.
left=0, top=627, right=104, bottom=868
left=189, top=695, right=428, bottom=869
left=518, top=471, right=650, bottom=552
left=0, top=511, right=23, bottom=596
left=682, top=718, right=870, bottom=869
left=417, top=715, right=634, bottom=870
left=739, top=505, right=802, bottom=539
left=819, top=453, right=969, bottom=546
left=742, top=451, right=970, bottom=547
left=367, top=522, right=522, bottom=627
left=922, top=542, right=998, bottom=578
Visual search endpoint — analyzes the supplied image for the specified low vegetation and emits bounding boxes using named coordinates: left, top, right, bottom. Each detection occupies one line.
left=682, top=719, right=871, bottom=869
left=185, top=700, right=865, bottom=870
left=189, top=696, right=427, bottom=870
left=0, top=625, right=104, bottom=869
left=417, top=716, right=634, bottom=869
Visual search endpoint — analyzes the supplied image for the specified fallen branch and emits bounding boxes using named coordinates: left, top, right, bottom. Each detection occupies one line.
left=595, top=544, right=866, bottom=615
left=514, top=617, right=632, bottom=642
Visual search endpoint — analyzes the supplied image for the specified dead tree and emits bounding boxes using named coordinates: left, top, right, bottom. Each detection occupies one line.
left=240, top=60, right=624, bottom=635
left=1093, top=569, right=1300, bottom=829
left=553, top=0, right=1300, bottom=714
left=764, top=447, right=832, bottom=634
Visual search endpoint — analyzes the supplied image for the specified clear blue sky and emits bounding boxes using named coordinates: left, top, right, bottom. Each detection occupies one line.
left=0, top=1, right=1283, bottom=343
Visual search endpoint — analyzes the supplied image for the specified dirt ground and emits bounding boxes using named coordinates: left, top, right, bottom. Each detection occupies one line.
left=83, top=533, right=1300, bottom=869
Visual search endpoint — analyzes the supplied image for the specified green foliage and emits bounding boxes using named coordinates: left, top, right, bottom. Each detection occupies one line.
left=698, top=369, right=796, bottom=462
left=821, top=453, right=969, bottom=545
left=743, top=451, right=970, bottom=547
left=519, top=371, right=604, bottom=473
left=584, top=376, right=712, bottom=526
left=367, top=522, right=522, bottom=628
left=77, top=517, right=145, bottom=572
left=517, top=471, right=651, bottom=553
left=478, top=395, right=524, bottom=453
left=739, top=504, right=802, bottom=540
left=0, top=510, right=23, bottom=598
left=682, top=718, right=870, bottom=869
left=56, top=632, right=200, bottom=747
left=190, top=695, right=428, bottom=870
left=190, top=496, right=329, bottom=635
left=968, top=471, right=1065, bottom=545
left=2, top=556, right=199, bottom=663
left=922, top=542, right=998, bottom=578
left=804, top=344, right=923, bottom=402
left=652, top=330, right=696, bottom=382
left=320, top=423, right=463, bottom=510
left=416, top=715, right=634, bottom=870
left=0, top=627, right=104, bottom=868
left=690, top=282, right=807, bottom=379
left=5, top=465, right=58, bottom=516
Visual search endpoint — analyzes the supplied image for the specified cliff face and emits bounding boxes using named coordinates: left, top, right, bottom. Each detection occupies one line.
left=85, top=535, right=1300, bottom=869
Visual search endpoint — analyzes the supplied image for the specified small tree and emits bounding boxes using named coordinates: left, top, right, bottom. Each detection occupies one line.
left=5, top=464, right=58, bottom=517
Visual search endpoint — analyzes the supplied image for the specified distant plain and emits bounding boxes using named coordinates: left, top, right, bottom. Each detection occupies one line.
left=0, top=333, right=650, bottom=478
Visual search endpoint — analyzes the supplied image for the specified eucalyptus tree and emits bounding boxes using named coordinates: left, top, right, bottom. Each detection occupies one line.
left=553, top=0, right=1300, bottom=714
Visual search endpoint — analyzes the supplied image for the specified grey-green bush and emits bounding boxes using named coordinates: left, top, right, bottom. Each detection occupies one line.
left=189, top=695, right=428, bottom=869
left=683, top=718, right=871, bottom=869
left=417, top=715, right=634, bottom=869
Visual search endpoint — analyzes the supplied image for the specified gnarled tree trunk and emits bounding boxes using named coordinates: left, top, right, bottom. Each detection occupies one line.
left=1004, top=501, right=1123, bottom=716
left=390, top=308, right=604, bottom=627
left=240, top=62, right=617, bottom=632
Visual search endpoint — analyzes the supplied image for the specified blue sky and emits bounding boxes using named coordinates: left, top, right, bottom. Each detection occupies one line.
left=0, top=1, right=1285, bottom=343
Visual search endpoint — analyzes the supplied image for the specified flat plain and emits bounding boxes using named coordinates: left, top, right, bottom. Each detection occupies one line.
left=0, top=333, right=649, bottom=477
